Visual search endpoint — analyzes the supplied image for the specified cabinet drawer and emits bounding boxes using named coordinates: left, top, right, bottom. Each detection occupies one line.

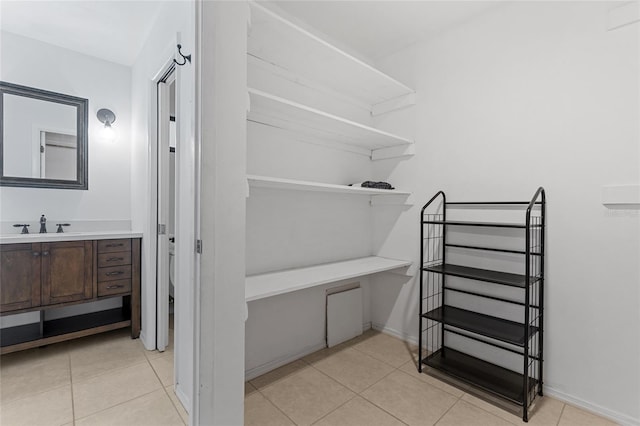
left=97, top=279, right=131, bottom=297
left=98, top=239, right=131, bottom=253
left=98, top=252, right=131, bottom=268
left=98, top=265, right=132, bottom=282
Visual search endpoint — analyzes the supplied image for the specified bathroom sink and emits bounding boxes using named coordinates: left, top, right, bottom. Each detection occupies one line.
left=0, top=230, right=142, bottom=244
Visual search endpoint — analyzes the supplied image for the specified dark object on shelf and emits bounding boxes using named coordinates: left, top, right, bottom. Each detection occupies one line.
left=350, top=181, right=395, bottom=190
left=419, top=188, right=545, bottom=422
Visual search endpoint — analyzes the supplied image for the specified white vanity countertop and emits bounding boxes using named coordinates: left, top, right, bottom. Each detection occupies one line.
left=0, top=231, right=143, bottom=244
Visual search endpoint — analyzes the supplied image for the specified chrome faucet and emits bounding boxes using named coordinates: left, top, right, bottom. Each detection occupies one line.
left=39, top=214, right=47, bottom=233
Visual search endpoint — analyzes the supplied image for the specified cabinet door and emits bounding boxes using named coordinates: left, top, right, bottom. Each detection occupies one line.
left=42, top=241, right=93, bottom=305
left=0, top=243, right=42, bottom=312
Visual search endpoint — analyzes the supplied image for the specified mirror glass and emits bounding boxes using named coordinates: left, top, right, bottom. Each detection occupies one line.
left=1, top=81, right=88, bottom=189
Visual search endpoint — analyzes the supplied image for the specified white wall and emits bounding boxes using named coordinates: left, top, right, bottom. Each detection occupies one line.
left=0, top=31, right=132, bottom=225
left=371, top=2, right=639, bottom=424
left=0, top=32, right=132, bottom=327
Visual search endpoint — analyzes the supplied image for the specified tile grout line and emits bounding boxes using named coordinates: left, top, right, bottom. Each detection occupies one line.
left=146, top=346, right=183, bottom=421
left=68, top=351, right=77, bottom=425
left=556, top=402, right=566, bottom=426
left=148, top=350, right=170, bottom=387
left=161, top=376, right=188, bottom=426
left=305, top=342, right=408, bottom=425
left=297, top=362, right=360, bottom=423
left=71, top=341, right=164, bottom=423
left=0, top=382, right=71, bottom=408
left=71, top=357, right=151, bottom=385
left=254, top=388, right=300, bottom=426
left=452, top=391, right=523, bottom=425
left=73, top=388, right=162, bottom=423
left=162, top=385, right=188, bottom=426
left=399, top=363, right=468, bottom=400
left=253, top=357, right=359, bottom=425
left=350, top=361, right=411, bottom=426
left=432, top=396, right=459, bottom=426
left=309, top=393, right=359, bottom=426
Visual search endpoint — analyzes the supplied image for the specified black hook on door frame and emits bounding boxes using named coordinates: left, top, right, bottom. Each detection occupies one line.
left=174, top=44, right=191, bottom=66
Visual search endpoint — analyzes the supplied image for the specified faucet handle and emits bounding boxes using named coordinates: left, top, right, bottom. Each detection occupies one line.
left=13, top=224, right=30, bottom=234
left=56, top=223, right=70, bottom=233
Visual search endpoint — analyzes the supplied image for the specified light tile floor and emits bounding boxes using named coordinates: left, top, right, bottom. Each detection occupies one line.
left=1, top=328, right=618, bottom=426
left=246, top=330, right=618, bottom=426
left=0, top=328, right=187, bottom=426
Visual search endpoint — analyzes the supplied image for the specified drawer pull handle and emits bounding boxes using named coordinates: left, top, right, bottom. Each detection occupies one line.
left=42, top=251, right=49, bottom=256
left=105, top=243, right=124, bottom=248
left=32, top=251, right=40, bottom=256
left=107, top=257, right=124, bottom=262
left=106, top=284, right=125, bottom=289
left=105, top=271, right=125, bottom=276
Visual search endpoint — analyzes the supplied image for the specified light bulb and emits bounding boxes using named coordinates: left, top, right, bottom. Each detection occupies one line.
left=102, top=122, right=116, bottom=142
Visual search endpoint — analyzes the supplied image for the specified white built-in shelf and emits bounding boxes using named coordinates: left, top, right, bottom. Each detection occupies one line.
left=246, top=256, right=412, bottom=302
left=248, top=88, right=413, bottom=154
left=247, top=175, right=411, bottom=198
left=248, top=2, right=415, bottom=109
left=602, top=184, right=640, bottom=205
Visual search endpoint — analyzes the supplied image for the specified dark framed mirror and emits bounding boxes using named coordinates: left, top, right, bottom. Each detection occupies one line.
left=0, top=81, right=88, bottom=190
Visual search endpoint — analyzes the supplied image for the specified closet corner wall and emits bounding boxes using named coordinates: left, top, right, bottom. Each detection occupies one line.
left=244, top=2, right=416, bottom=377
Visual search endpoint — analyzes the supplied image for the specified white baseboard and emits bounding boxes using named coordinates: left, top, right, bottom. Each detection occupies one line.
left=139, top=330, right=155, bottom=351
left=245, top=322, right=373, bottom=381
left=372, top=322, right=419, bottom=346
left=544, top=386, right=639, bottom=426
left=174, top=383, right=190, bottom=416
left=245, top=341, right=327, bottom=381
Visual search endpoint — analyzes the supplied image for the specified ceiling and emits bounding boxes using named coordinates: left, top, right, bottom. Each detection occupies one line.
left=1, top=1, right=501, bottom=67
left=272, top=1, right=502, bottom=61
left=0, top=1, right=164, bottom=66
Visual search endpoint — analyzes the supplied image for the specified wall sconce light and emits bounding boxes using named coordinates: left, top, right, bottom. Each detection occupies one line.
left=97, top=108, right=116, bottom=141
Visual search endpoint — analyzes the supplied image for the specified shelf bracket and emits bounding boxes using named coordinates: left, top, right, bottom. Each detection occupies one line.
left=371, top=144, right=415, bottom=161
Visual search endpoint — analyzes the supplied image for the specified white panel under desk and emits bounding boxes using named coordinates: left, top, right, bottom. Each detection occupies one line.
left=246, top=256, right=411, bottom=302
left=327, top=287, right=363, bottom=347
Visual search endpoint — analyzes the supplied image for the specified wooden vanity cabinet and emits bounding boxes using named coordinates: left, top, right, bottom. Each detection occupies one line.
left=0, top=237, right=141, bottom=354
left=0, top=243, right=41, bottom=312
left=41, top=241, right=93, bottom=305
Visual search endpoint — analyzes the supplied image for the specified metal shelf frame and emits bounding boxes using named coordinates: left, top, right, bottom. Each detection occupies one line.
left=418, top=188, right=546, bottom=422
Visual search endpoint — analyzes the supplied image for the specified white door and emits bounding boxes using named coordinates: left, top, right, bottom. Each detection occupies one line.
left=157, top=69, right=175, bottom=352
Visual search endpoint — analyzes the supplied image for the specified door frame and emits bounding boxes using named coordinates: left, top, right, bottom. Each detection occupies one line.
left=146, top=37, right=199, bottom=417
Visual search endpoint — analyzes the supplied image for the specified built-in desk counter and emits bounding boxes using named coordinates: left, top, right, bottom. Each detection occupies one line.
left=0, top=232, right=142, bottom=354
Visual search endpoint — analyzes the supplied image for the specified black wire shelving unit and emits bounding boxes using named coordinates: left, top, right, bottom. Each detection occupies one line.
left=418, top=188, right=545, bottom=422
